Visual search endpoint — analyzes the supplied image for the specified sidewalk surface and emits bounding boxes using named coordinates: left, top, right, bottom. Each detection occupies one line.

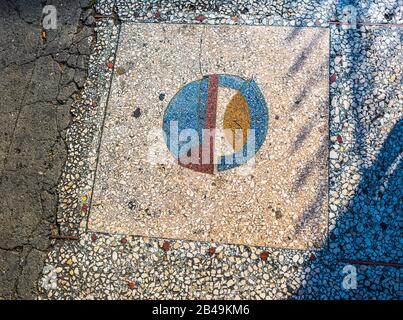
left=0, top=0, right=401, bottom=300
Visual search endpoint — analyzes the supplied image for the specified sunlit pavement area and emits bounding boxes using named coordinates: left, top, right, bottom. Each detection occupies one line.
left=0, top=0, right=402, bottom=299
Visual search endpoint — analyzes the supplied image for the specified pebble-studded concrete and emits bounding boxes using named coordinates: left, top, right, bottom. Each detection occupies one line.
left=40, top=0, right=402, bottom=300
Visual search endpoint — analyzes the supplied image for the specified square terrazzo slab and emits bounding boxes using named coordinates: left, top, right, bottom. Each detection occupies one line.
left=88, top=23, right=329, bottom=249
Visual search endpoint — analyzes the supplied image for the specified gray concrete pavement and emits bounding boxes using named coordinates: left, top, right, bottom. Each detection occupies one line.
left=0, top=0, right=94, bottom=299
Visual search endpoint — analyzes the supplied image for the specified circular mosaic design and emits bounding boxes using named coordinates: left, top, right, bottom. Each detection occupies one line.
left=163, top=74, right=268, bottom=174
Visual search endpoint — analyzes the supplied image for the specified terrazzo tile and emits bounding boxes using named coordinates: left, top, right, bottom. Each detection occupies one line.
left=88, top=23, right=329, bottom=249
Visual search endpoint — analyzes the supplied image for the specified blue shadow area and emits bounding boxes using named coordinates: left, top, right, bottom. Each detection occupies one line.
left=294, top=116, right=401, bottom=300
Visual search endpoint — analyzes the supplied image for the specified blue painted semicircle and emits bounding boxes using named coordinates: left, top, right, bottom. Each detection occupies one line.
left=162, top=78, right=208, bottom=159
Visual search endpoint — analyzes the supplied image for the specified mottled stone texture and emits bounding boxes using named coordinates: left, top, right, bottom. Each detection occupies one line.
left=0, top=0, right=93, bottom=299
left=89, top=24, right=329, bottom=249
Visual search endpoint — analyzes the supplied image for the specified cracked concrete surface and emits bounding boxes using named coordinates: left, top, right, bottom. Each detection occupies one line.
left=0, top=0, right=94, bottom=299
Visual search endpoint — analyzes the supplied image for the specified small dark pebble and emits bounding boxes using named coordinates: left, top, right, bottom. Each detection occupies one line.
left=380, top=222, right=388, bottom=230
left=116, top=67, right=126, bottom=75
left=159, top=93, right=165, bottom=101
left=128, top=200, right=137, bottom=210
left=132, top=108, right=141, bottom=118
left=384, top=12, right=394, bottom=21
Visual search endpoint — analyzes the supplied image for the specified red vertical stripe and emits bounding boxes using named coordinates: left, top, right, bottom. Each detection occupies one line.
left=178, top=75, right=218, bottom=174
left=203, top=74, right=219, bottom=171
